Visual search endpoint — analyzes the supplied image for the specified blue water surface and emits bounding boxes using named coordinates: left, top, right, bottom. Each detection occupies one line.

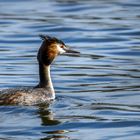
left=0, top=0, right=140, bottom=140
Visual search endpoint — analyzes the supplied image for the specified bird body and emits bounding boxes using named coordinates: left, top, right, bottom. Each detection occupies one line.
left=0, top=87, right=53, bottom=105
left=0, top=35, right=79, bottom=105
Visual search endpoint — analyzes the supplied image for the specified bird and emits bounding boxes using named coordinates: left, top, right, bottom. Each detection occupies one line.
left=0, top=35, right=79, bottom=105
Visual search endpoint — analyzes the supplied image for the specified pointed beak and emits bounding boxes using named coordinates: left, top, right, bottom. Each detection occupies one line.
left=64, top=46, right=80, bottom=54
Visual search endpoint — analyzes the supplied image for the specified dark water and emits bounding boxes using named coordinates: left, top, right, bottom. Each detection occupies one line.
left=0, top=0, right=140, bottom=139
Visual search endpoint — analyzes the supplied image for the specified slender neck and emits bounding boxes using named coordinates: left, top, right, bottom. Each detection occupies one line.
left=37, top=63, right=55, bottom=94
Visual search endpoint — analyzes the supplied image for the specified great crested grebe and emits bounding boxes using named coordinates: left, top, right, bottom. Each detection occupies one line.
left=0, top=35, right=79, bottom=105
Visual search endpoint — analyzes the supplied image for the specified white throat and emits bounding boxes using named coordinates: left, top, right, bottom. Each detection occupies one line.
left=38, top=64, right=55, bottom=99
left=57, top=44, right=66, bottom=54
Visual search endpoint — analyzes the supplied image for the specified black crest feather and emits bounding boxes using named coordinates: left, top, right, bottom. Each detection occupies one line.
left=39, top=34, right=65, bottom=45
left=39, top=34, right=52, bottom=41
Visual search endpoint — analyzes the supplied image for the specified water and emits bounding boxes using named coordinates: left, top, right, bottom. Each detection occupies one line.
left=0, top=0, right=140, bottom=139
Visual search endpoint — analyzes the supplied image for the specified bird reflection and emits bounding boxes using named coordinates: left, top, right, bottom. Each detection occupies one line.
left=40, top=135, right=69, bottom=140
left=37, top=104, right=70, bottom=140
left=37, top=103, right=60, bottom=126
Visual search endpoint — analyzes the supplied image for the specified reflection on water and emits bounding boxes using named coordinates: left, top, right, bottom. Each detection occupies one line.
left=0, top=0, right=140, bottom=140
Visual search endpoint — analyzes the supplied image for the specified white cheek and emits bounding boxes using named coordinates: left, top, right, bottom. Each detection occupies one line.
left=57, top=44, right=66, bottom=54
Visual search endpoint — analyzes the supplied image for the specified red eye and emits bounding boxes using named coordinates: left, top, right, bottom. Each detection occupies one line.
left=60, top=45, right=64, bottom=48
